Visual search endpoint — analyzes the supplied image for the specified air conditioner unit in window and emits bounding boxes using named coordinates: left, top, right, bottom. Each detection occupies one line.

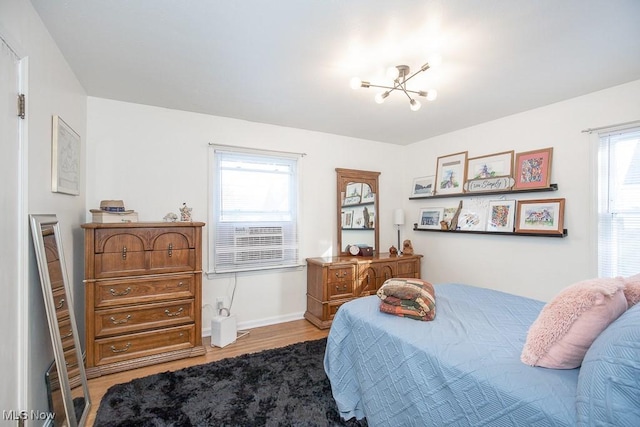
left=233, top=226, right=284, bottom=263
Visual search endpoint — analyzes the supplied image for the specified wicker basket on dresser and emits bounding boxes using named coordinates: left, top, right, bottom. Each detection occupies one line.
left=81, top=222, right=206, bottom=378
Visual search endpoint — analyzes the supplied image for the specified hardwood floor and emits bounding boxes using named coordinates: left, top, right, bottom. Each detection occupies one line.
left=85, top=319, right=329, bottom=426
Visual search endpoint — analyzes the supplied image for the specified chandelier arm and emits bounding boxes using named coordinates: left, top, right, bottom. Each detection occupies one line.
left=402, top=65, right=430, bottom=86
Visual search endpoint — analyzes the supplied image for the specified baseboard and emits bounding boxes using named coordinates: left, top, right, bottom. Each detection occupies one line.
left=202, top=311, right=305, bottom=337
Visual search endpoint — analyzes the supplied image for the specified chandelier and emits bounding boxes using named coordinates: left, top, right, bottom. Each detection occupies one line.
left=350, top=61, right=438, bottom=111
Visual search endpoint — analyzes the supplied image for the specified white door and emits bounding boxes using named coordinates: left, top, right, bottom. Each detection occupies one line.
left=0, top=36, right=25, bottom=415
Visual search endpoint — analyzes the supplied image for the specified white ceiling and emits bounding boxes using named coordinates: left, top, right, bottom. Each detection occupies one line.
left=30, top=0, right=640, bottom=145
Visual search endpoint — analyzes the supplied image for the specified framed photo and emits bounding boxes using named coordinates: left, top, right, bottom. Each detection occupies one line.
left=51, top=115, right=81, bottom=195
left=466, top=150, right=514, bottom=180
left=417, top=208, right=445, bottom=230
left=343, top=182, right=362, bottom=205
left=435, top=151, right=467, bottom=195
left=410, top=176, right=435, bottom=197
left=515, top=198, right=565, bottom=234
left=457, top=208, right=485, bottom=231
left=361, top=183, right=375, bottom=203
left=341, top=209, right=353, bottom=228
left=487, top=199, right=516, bottom=232
left=513, top=147, right=553, bottom=190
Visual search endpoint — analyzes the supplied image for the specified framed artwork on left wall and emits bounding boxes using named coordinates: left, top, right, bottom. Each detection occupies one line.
left=51, top=115, right=81, bottom=195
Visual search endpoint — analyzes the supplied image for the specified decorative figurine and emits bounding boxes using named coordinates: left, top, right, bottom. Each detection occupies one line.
left=163, top=212, right=178, bottom=222
left=402, top=239, right=414, bottom=255
left=180, top=203, right=193, bottom=222
left=389, top=245, right=398, bottom=256
left=449, top=200, right=463, bottom=231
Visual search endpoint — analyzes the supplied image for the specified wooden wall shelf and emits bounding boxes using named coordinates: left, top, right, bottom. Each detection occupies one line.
left=412, top=226, right=568, bottom=238
left=409, top=184, right=558, bottom=200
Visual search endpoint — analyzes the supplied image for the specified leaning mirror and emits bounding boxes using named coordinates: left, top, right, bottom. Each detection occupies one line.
left=30, top=214, right=90, bottom=427
left=336, top=168, right=380, bottom=255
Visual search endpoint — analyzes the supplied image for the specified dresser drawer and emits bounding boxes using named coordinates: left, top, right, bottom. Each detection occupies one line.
left=93, top=228, right=197, bottom=278
left=397, top=259, right=419, bottom=276
left=327, top=265, right=354, bottom=299
left=93, top=324, right=196, bottom=366
left=94, top=274, right=195, bottom=308
left=94, top=299, right=195, bottom=337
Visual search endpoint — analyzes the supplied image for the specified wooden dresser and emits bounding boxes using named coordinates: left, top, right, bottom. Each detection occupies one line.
left=305, top=253, right=422, bottom=329
left=81, top=222, right=206, bottom=377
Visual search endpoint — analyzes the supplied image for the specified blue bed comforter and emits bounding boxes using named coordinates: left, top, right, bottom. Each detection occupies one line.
left=324, top=284, right=579, bottom=426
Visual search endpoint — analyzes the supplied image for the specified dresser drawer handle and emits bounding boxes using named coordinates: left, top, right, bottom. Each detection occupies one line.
left=62, top=329, right=73, bottom=338
left=177, top=281, right=184, bottom=287
left=56, top=298, right=65, bottom=310
left=109, top=287, right=132, bottom=297
left=122, top=246, right=127, bottom=260
left=109, top=343, right=131, bottom=353
left=334, top=284, right=347, bottom=292
left=334, top=271, right=348, bottom=278
left=109, top=314, right=132, bottom=325
left=165, top=307, right=184, bottom=317
left=168, top=243, right=173, bottom=257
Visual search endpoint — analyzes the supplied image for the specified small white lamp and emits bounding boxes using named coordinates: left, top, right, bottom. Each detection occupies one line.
left=394, top=209, right=405, bottom=253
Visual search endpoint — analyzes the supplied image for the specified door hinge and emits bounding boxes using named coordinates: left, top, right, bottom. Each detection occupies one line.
left=17, top=93, right=25, bottom=119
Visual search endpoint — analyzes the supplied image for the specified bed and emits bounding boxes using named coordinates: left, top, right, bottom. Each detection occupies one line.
left=324, top=283, right=640, bottom=426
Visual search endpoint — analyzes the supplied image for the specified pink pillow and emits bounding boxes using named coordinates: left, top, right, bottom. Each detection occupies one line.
left=521, top=277, right=627, bottom=369
left=623, top=273, right=640, bottom=308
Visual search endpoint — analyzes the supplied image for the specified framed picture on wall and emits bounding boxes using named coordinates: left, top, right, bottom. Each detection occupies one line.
left=343, top=182, right=362, bottom=205
left=513, top=147, right=553, bottom=190
left=410, top=176, right=435, bottom=197
left=417, top=208, right=445, bottom=229
left=435, top=151, right=467, bottom=195
left=487, top=199, right=516, bottom=232
left=466, top=150, right=514, bottom=180
left=51, top=115, right=81, bottom=196
left=515, top=198, right=565, bottom=234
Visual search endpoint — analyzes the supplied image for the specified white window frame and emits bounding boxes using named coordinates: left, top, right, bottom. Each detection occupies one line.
left=596, top=124, right=640, bottom=277
left=207, top=145, right=302, bottom=275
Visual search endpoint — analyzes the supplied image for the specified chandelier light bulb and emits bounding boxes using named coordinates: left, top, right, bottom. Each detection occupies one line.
left=386, top=66, right=400, bottom=81
left=350, top=77, right=362, bottom=90
left=410, top=99, right=421, bottom=111
left=375, top=91, right=389, bottom=104
left=426, top=90, right=438, bottom=101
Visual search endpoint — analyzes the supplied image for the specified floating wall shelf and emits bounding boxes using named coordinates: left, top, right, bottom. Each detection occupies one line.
left=409, top=184, right=558, bottom=200
left=412, top=226, right=568, bottom=238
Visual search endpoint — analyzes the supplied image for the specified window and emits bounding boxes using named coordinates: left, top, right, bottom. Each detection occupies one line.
left=209, top=147, right=300, bottom=273
left=597, top=126, right=640, bottom=277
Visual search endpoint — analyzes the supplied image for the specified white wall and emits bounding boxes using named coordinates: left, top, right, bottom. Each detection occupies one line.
left=0, top=0, right=87, bottom=422
left=86, top=98, right=405, bottom=331
left=400, top=79, right=640, bottom=302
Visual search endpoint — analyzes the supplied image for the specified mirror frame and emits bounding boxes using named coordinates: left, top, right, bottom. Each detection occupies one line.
left=30, top=214, right=90, bottom=427
left=336, top=168, right=380, bottom=256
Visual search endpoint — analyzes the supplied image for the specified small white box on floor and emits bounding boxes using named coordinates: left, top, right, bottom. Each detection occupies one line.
left=211, top=315, right=237, bottom=348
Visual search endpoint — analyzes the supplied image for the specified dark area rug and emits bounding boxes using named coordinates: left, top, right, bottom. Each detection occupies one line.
left=94, top=338, right=367, bottom=426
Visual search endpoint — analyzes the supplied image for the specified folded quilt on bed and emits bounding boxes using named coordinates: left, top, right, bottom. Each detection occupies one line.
left=376, top=278, right=436, bottom=321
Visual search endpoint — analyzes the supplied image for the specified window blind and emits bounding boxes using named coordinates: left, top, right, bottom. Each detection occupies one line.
left=210, top=149, right=300, bottom=273
left=598, top=127, right=640, bottom=277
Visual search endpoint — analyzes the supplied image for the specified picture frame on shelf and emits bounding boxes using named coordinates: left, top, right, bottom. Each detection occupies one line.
left=487, top=199, right=516, bottom=232
left=343, top=182, right=363, bottom=205
left=410, top=175, right=435, bottom=197
left=51, top=115, right=81, bottom=196
left=513, top=147, right=553, bottom=190
left=417, top=208, right=445, bottom=230
left=352, top=208, right=366, bottom=228
left=341, top=209, right=353, bottom=228
left=361, top=183, right=375, bottom=203
left=457, top=208, right=485, bottom=231
left=515, top=198, right=565, bottom=234
left=466, top=150, right=514, bottom=181
left=435, top=151, right=467, bottom=195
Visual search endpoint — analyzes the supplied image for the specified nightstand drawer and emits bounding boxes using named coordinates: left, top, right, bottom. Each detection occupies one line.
left=94, top=274, right=195, bottom=308
left=95, top=299, right=195, bottom=337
